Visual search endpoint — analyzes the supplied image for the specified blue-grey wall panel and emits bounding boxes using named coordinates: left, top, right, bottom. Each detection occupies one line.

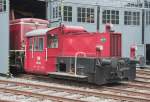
left=0, top=0, right=9, bottom=74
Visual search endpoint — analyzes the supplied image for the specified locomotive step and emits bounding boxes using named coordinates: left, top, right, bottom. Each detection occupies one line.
left=48, top=72, right=88, bottom=81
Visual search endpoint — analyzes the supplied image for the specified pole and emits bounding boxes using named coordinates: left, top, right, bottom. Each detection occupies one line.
left=60, top=0, right=64, bottom=26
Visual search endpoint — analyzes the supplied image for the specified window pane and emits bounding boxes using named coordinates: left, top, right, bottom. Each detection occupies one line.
left=68, top=7, right=72, bottom=11
left=47, top=35, right=58, bottom=48
left=63, top=6, right=72, bottom=22
left=82, top=18, right=85, bottom=22
left=107, top=10, right=110, bottom=14
left=103, top=10, right=119, bottom=24
left=0, top=0, right=6, bottom=12
left=53, top=8, right=55, bottom=18
left=91, top=9, right=94, bottom=13
left=116, top=20, right=119, bottom=24
left=78, top=17, right=81, bottom=22
left=111, top=10, right=115, bottom=15
left=111, top=20, right=116, bottom=24
left=39, top=38, right=44, bottom=51
left=29, top=38, right=32, bottom=51
left=64, top=17, right=67, bottom=21
left=68, top=17, right=72, bottom=22
left=78, top=8, right=81, bottom=12
left=34, top=38, right=38, bottom=51
left=116, top=11, right=119, bottom=15
left=82, top=8, right=85, bottom=12
left=68, top=12, right=72, bottom=16
left=103, top=19, right=106, bottom=24
left=111, top=15, right=115, bottom=19
left=78, top=12, right=81, bottom=17
left=77, top=7, right=94, bottom=23
left=87, top=8, right=90, bottom=13
left=64, top=6, right=67, bottom=10
left=64, top=11, right=67, bottom=16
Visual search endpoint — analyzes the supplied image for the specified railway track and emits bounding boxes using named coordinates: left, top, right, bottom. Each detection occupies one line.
left=0, top=68, right=150, bottom=102
left=0, top=79, right=150, bottom=102
left=136, top=69, right=150, bottom=76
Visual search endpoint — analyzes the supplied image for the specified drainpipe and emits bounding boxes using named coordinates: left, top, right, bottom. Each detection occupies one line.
left=142, top=9, right=145, bottom=44
left=142, top=8, right=146, bottom=65
left=97, top=6, right=100, bottom=32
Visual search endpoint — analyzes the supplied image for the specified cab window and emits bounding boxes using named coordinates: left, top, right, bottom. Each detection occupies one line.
left=39, top=38, right=44, bottom=51
left=47, top=35, right=58, bottom=48
left=29, top=38, right=33, bottom=51
left=33, top=37, right=44, bottom=51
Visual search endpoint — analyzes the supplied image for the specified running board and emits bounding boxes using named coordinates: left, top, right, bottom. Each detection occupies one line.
left=48, top=72, right=88, bottom=81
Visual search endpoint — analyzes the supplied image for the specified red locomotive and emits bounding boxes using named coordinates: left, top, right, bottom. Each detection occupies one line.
left=9, top=18, right=136, bottom=85
left=9, top=18, right=48, bottom=74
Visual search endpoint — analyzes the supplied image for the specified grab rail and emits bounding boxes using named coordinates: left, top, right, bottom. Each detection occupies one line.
left=46, top=48, right=48, bottom=61
left=74, top=52, right=86, bottom=76
left=32, top=45, right=34, bottom=58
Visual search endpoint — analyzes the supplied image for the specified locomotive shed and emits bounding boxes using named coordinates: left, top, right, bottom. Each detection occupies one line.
left=1, top=0, right=150, bottom=102
left=10, top=0, right=46, bottom=19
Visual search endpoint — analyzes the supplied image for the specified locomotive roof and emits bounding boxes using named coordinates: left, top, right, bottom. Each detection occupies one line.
left=26, top=27, right=55, bottom=37
left=26, top=25, right=87, bottom=37
left=10, top=18, right=49, bottom=24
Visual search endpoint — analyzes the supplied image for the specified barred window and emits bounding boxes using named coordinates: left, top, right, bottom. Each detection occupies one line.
left=124, top=11, right=132, bottom=25
left=144, top=1, right=150, bottom=8
left=102, top=10, right=119, bottom=24
left=77, top=7, right=94, bottom=23
left=64, top=6, right=72, bottom=22
left=0, top=0, right=6, bottom=12
left=146, top=11, right=150, bottom=25
left=124, top=11, right=140, bottom=25
left=53, top=6, right=72, bottom=22
left=53, top=6, right=61, bottom=19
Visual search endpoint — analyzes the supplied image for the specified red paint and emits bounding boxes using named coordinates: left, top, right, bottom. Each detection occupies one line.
left=25, top=26, right=121, bottom=75
left=10, top=18, right=49, bottom=50
left=130, top=45, right=137, bottom=59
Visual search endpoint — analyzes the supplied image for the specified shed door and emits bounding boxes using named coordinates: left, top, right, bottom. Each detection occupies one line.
left=136, top=44, right=145, bottom=57
left=136, top=44, right=145, bottom=66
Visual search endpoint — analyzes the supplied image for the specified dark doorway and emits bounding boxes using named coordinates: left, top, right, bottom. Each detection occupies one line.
left=146, top=44, right=150, bottom=65
left=10, top=0, right=46, bottom=20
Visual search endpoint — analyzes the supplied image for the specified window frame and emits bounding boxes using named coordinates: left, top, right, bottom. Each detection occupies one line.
left=33, top=37, right=44, bottom=51
left=47, top=34, right=58, bottom=49
left=29, top=38, right=33, bottom=51
left=63, top=6, right=72, bottom=22
left=0, top=0, right=6, bottom=12
left=146, top=10, right=150, bottom=25
left=102, top=10, right=119, bottom=24
left=77, top=7, right=95, bottom=23
left=124, top=11, right=140, bottom=25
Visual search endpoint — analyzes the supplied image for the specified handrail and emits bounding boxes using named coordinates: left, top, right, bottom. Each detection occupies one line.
left=9, top=50, right=25, bottom=52
left=74, top=52, right=86, bottom=76
left=46, top=48, right=48, bottom=61
left=32, top=45, right=34, bottom=58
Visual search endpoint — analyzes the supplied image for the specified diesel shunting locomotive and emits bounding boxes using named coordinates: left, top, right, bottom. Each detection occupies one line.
left=9, top=18, right=136, bottom=85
